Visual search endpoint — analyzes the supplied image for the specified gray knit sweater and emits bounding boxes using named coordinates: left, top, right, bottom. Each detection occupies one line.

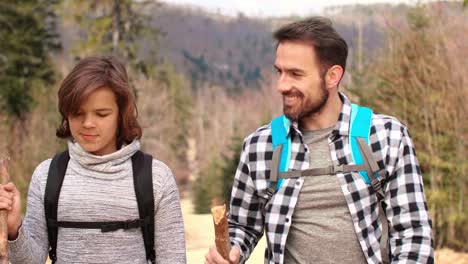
left=8, top=140, right=186, bottom=264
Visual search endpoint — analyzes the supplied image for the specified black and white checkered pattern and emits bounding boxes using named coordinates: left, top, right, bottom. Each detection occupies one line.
left=228, top=93, right=434, bottom=264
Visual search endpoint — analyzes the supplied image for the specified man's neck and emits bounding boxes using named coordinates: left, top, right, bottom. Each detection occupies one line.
left=299, top=92, right=342, bottom=131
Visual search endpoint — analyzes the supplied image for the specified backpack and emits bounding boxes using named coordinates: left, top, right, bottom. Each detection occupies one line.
left=268, top=104, right=390, bottom=264
left=44, top=150, right=156, bottom=264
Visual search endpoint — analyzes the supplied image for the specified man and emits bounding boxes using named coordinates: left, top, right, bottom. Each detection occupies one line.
left=205, top=17, right=433, bottom=264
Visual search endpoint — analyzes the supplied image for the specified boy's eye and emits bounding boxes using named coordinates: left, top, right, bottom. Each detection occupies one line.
left=70, top=112, right=83, bottom=118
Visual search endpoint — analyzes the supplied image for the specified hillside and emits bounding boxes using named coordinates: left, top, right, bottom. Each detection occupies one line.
left=57, top=1, right=464, bottom=90
left=146, top=2, right=390, bottom=89
left=58, top=2, right=408, bottom=90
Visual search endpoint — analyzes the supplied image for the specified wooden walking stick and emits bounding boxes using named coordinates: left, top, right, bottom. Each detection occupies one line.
left=0, top=158, right=10, bottom=263
left=211, top=204, right=231, bottom=261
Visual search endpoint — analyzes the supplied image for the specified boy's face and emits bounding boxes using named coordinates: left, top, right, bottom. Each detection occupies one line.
left=68, top=86, right=119, bottom=156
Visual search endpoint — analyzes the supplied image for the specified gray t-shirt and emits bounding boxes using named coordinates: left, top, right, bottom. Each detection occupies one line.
left=284, top=126, right=366, bottom=263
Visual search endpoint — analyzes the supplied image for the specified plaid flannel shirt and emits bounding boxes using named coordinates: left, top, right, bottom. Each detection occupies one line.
left=228, top=93, right=434, bottom=264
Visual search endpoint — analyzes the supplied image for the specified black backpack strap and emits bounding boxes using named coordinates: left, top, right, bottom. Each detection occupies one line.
left=50, top=219, right=147, bottom=232
left=132, top=151, right=155, bottom=263
left=44, top=150, right=70, bottom=263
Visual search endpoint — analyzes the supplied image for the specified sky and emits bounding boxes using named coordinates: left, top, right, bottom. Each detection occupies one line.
left=159, top=0, right=429, bottom=17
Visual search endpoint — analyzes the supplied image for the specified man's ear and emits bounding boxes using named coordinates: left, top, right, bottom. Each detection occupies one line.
left=324, top=65, right=344, bottom=89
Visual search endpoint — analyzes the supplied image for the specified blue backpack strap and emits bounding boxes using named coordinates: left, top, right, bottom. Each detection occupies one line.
left=351, top=104, right=391, bottom=264
left=271, top=115, right=291, bottom=191
left=349, top=104, right=374, bottom=184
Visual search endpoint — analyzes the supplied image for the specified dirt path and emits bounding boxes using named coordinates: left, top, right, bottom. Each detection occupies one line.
left=435, top=248, right=468, bottom=264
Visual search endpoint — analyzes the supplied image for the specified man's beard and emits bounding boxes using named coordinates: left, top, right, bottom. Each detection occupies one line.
left=283, top=82, right=329, bottom=122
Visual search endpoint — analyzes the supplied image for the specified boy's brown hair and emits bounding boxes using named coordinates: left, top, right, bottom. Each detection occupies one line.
left=56, top=56, right=142, bottom=147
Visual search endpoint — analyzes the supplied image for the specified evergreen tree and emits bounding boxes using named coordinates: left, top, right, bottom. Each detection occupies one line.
left=352, top=6, right=467, bottom=250
left=60, top=0, right=160, bottom=76
left=193, top=134, right=243, bottom=213
left=221, top=135, right=243, bottom=207
left=155, top=64, right=193, bottom=163
left=0, top=0, right=60, bottom=155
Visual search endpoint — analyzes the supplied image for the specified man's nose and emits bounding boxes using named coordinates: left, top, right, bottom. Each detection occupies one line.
left=276, top=73, right=292, bottom=94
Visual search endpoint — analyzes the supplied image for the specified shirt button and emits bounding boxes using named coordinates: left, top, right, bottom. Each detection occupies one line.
left=296, top=181, right=300, bottom=186
left=285, top=217, right=290, bottom=223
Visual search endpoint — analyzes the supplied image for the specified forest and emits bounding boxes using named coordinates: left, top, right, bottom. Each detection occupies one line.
left=0, top=0, right=466, bottom=261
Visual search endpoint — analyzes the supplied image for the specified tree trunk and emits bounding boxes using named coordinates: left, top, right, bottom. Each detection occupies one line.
left=112, top=0, right=121, bottom=54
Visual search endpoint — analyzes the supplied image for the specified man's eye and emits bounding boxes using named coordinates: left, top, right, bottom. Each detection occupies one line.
left=291, top=72, right=302, bottom=77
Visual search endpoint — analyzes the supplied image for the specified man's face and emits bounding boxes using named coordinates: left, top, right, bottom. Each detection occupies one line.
left=274, top=41, right=329, bottom=122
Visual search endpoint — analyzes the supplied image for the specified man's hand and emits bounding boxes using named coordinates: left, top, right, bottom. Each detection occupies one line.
left=0, top=183, right=22, bottom=240
left=205, top=245, right=241, bottom=264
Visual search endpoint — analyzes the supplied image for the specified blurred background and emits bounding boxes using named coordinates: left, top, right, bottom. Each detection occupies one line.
left=0, top=0, right=466, bottom=263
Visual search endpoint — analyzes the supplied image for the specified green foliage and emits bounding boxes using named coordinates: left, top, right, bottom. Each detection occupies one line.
left=193, top=134, right=244, bottom=214
left=407, top=6, right=431, bottom=30
left=193, top=159, right=222, bottom=214
left=61, top=0, right=160, bottom=76
left=221, top=135, right=243, bottom=207
left=350, top=5, right=467, bottom=250
left=155, top=64, right=193, bottom=163
left=0, top=0, right=60, bottom=119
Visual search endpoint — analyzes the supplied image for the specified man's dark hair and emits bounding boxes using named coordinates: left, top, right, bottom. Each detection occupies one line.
left=273, top=17, right=348, bottom=75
